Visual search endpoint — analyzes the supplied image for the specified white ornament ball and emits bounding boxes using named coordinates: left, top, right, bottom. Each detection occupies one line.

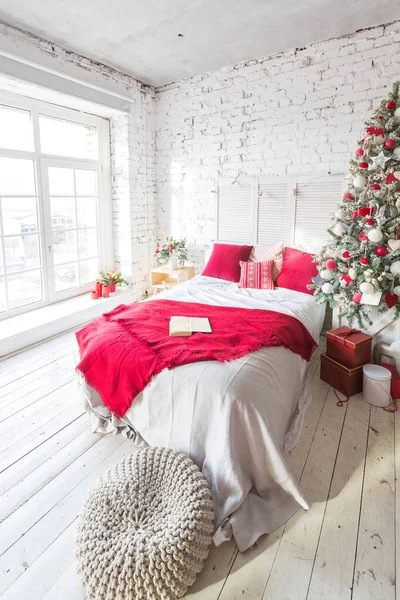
left=394, top=107, right=400, bottom=120
left=393, top=285, right=400, bottom=295
left=320, top=269, right=334, bottom=280
left=335, top=209, right=346, bottom=219
left=333, top=223, right=346, bottom=236
left=321, top=282, right=334, bottom=294
left=393, top=146, right=400, bottom=159
left=353, top=174, right=368, bottom=188
left=367, top=228, right=383, bottom=243
left=390, top=261, right=400, bottom=275
left=375, top=134, right=385, bottom=145
left=348, top=268, right=357, bottom=280
left=360, top=281, right=375, bottom=294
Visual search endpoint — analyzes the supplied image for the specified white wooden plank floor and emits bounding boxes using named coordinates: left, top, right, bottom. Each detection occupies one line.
left=0, top=332, right=397, bottom=600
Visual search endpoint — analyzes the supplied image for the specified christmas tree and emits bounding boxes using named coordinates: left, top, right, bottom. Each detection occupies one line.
left=312, top=82, right=400, bottom=328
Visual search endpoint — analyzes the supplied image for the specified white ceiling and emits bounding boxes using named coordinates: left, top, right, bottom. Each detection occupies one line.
left=0, top=0, right=398, bottom=87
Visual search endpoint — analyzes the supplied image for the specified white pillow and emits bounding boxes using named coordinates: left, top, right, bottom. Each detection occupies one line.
left=249, top=242, right=284, bottom=281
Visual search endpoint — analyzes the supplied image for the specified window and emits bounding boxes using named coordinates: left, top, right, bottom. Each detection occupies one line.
left=0, top=94, right=111, bottom=319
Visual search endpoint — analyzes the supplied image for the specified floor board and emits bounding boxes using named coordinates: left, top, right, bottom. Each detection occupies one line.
left=0, top=333, right=397, bottom=600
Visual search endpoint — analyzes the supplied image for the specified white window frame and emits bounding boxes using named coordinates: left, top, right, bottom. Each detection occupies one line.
left=0, top=90, right=113, bottom=321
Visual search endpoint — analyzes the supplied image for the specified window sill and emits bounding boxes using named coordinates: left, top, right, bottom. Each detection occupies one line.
left=0, top=287, right=135, bottom=358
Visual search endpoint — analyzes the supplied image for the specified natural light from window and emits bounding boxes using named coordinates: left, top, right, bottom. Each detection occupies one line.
left=0, top=98, right=110, bottom=319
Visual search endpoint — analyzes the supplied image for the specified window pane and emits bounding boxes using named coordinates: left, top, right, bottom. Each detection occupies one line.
left=78, top=228, right=98, bottom=259
left=55, top=263, right=78, bottom=292
left=39, top=116, right=99, bottom=160
left=75, top=169, right=97, bottom=195
left=51, top=197, right=76, bottom=229
left=0, top=158, right=35, bottom=195
left=0, top=277, right=5, bottom=312
left=80, top=258, right=99, bottom=284
left=8, top=270, right=42, bottom=309
left=53, top=230, right=77, bottom=265
left=77, top=197, right=97, bottom=228
left=48, top=167, right=74, bottom=196
left=2, top=197, right=38, bottom=235
left=0, top=105, right=34, bottom=152
left=4, top=235, right=41, bottom=272
left=0, top=244, right=3, bottom=275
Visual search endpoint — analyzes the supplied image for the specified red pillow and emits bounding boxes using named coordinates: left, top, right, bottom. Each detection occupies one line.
left=202, top=243, right=253, bottom=282
left=276, top=247, right=317, bottom=295
left=239, top=260, right=275, bottom=290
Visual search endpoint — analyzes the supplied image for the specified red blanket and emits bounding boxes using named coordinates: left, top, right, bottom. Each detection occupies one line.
left=76, top=300, right=317, bottom=418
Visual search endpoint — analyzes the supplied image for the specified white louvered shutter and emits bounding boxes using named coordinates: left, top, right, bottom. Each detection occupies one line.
left=293, top=175, right=345, bottom=251
left=217, top=180, right=255, bottom=244
left=257, top=179, right=290, bottom=244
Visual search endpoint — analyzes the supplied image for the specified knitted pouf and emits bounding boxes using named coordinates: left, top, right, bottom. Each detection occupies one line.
left=76, top=447, right=214, bottom=600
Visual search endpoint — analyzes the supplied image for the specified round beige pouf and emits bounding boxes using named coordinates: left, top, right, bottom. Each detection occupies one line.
left=76, top=447, right=214, bottom=600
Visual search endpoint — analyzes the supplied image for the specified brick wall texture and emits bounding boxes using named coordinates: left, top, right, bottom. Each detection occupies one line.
left=155, top=21, right=400, bottom=271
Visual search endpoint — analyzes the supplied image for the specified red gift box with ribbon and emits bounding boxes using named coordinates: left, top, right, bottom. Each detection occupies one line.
left=326, top=326, right=372, bottom=369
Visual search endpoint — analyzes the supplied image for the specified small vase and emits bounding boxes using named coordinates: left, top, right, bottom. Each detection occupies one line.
left=102, top=285, right=110, bottom=298
left=109, top=283, right=116, bottom=292
left=169, top=255, right=178, bottom=270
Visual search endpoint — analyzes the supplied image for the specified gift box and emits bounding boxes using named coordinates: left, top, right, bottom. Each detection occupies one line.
left=320, top=353, right=365, bottom=397
left=326, top=326, right=372, bottom=369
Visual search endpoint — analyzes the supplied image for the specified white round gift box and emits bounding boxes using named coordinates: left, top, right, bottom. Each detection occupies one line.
left=362, top=364, right=391, bottom=407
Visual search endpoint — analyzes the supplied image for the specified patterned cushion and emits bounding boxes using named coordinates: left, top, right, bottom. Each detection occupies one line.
left=239, top=260, right=275, bottom=290
left=249, top=242, right=284, bottom=281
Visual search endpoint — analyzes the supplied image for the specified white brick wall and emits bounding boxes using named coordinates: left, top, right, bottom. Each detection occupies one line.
left=111, top=91, right=157, bottom=300
left=7, top=19, right=400, bottom=290
left=155, top=21, right=400, bottom=271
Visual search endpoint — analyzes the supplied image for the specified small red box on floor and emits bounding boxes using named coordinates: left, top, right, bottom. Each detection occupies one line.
left=320, top=353, right=365, bottom=397
left=326, top=326, right=372, bottom=369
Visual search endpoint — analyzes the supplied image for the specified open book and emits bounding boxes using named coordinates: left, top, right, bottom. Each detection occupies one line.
left=169, top=316, right=212, bottom=337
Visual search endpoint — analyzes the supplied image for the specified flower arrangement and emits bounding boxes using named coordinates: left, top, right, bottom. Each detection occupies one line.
left=100, top=270, right=128, bottom=287
left=154, top=237, right=188, bottom=266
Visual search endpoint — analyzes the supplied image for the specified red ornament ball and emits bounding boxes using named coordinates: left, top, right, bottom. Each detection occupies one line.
left=376, top=246, right=388, bottom=256
left=355, top=147, right=364, bottom=157
left=342, top=250, right=350, bottom=259
left=343, top=192, right=354, bottom=201
left=326, top=259, right=337, bottom=270
left=387, top=101, right=396, bottom=109
left=364, top=218, right=375, bottom=227
left=385, top=139, right=396, bottom=149
left=370, top=183, right=381, bottom=191
left=358, top=232, right=368, bottom=242
left=359, top=162, right=368, bottom=169
left=352, top=293, right=362, bottom=304
left=360, top=257, right=370, bottom=266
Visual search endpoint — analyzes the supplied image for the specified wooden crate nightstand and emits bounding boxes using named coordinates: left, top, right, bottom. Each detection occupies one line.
left=150, top=265, right=195, bottom=293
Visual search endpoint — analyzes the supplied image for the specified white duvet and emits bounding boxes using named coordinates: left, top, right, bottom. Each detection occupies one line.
left=80, top=276, right=325, bottom=551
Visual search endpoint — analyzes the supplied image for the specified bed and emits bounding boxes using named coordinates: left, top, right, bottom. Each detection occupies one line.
left=77, top=273, right=325, bottom=551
